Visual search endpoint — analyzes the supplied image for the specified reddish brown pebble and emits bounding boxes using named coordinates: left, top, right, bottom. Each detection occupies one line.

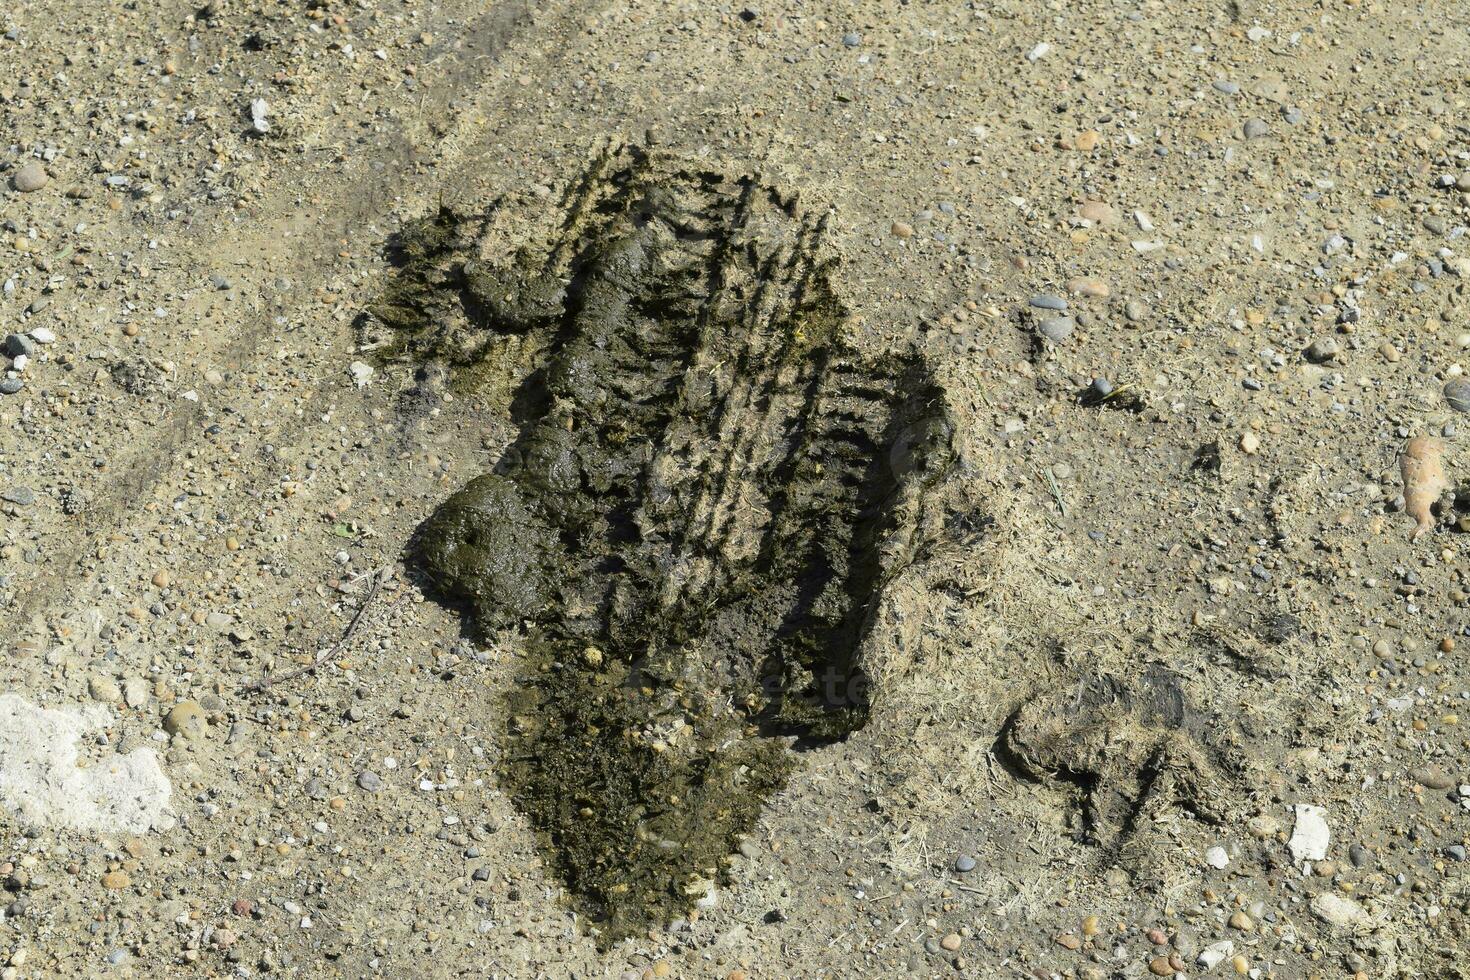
left=939, top=933, right=962, bottom=952
left=1148, top=955, right=1176, bottom=976
left=1146, top=927, right=1168, bottom=946
left=233, top=898, right=255, bottom=917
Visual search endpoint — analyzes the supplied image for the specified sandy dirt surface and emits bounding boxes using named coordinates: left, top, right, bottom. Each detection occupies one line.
left=2, top=0, right=1469, bottom=977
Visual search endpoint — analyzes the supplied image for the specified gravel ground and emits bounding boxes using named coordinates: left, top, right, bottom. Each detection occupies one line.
left=1, top=0, right=1469, bottom=977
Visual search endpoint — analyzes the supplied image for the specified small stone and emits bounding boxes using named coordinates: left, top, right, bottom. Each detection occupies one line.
left=1443, top=380, right=1470, bottom=414
left=348, top=361, right=374, bottom=388
left=2, top=377, right=25, bottom=395
left=1198, top=941, right=1234, bottom=969
left=123, top=678, right=149, bottom=709
left=1444, top=844, right=1468, bottom=862
left=1205, top=846, right=1229, bottom=869
left=1080, top=915, right=1101, bottom=937
left=1348, top=843, right=1374, bottom=869
left=163, top=701, right=207, bottom=739
left=1212, top=80, right=1240, bottom=95
left=1148, top=956, right=1176, bottom=976
left=954, top=854, right=976, bottom=873
left=841, top=32, right=861, bottom=47
left=1242, top=118, right=1269, bottom=139
left=3, top=334, right=37, bottom=358
left=100, top=871, right=131, bottom=890
left=88, top=677, right=121, bottom=703
left=1068, top=277, right=1110, bottom=299
left=1056, top=933, right=1081, bottom=950
left=1304, top=337, right=1338, bottom=363
left=27, top=327, right=56, bottom=345
left=1239, top=432, right=1260, bottom=455
left=1037, top=316, right=1074, bottom=343
left=357, top=771, right=384, bottom=792
left=1309, top=892, right=1372, bottom=932
left=0, top=486, right=35, bottom=506
left=249, top=98, right=270, bottom=134
left=1412, top=765, right=1456, bottom=790
left=152, top=570, right=172, bottom=589
left=1029, top=294, right=1068, bottom=311
left=12, top=162, right=47, bottom=193
left=1078, top=200, right=1114, bottom=223
left=1288, top=804, right=1330, bottom=862
left=1228, top=911, right=1253, bottom=932
left=1124, top=299, right=1148, bottom=322
left=1074, top=129, right=1100, bottom=151
left=939, top=933, right=961, bottom=952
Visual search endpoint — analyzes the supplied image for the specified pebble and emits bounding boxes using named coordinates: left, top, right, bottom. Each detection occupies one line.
left=1212, top=80, right=1240, bottom=95
left=1309, top=892, right=1371, bottom=931
left=28, top=326, right=55, bottom=344
left=1242, top=118, right=1269, bottom=139
left=1068, top=277, right=1110, bottom=299
left=1198, top=941, right=1233, bottom=969
left=100, top=871, right=131, bottom=890
left=2, top=334, right=36, bottom=358
left=0, top=487, right=35, bottom=506
left=939, top=933, right=961, bottom=952
left=1148, top=956, right=1175, bottom=976
left=1444, top=845, right=1468, bottom=862
left=1412, top=765, right=1456, bottom=790
left=890, top=221, right=914, bottom=239
left=123, top=678, right=149, bottom=708
left=249, top=98, right=271, bottom=134
left=1074, top=129, right=1100, bottom=152
left=12, top=162, right=47, bottom=193
left=1029, top=294, right=1068, bottom=311
left=357, top=771, right=384, bottom=792
left=1443, top=380, right=1470, bottom=414
left=841, top=32, right=861, bottom=47
left=1239, top=432, right=1260, bottom=455
left=1227, top=911, right=1253, bottom=932
left=1124, top=299, right=1149, bottom=322
left=163, top=701, right=207, bottom=739
left=1078, top=200, right=1114, bottom=223
left=1037, top=316, right=1074, bottom=343
left=88, top=677, right=121, bottom=703
left=1288, top=804, right=1330, bottom=861
left=954, top=854, right=976, bottom=873
left=1348, top=843, right=1374, bottom=868
left=349, top=360, right=374, bottom=387
left=1205, top=845, right=1229, bottom=869
left=1304, top=337, right=1338, bottom=363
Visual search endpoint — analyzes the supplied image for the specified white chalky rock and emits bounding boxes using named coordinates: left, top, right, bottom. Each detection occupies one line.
left=0, top=693, right=174, bottom=834
left=1288, top=803, right=1330, bottom=862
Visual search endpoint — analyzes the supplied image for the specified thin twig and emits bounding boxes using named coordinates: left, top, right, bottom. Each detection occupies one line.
left=241, top=567, right=392, bottom=693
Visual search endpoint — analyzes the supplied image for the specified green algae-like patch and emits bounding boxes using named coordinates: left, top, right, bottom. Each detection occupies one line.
left=368, top=144, right=950, bottom=943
